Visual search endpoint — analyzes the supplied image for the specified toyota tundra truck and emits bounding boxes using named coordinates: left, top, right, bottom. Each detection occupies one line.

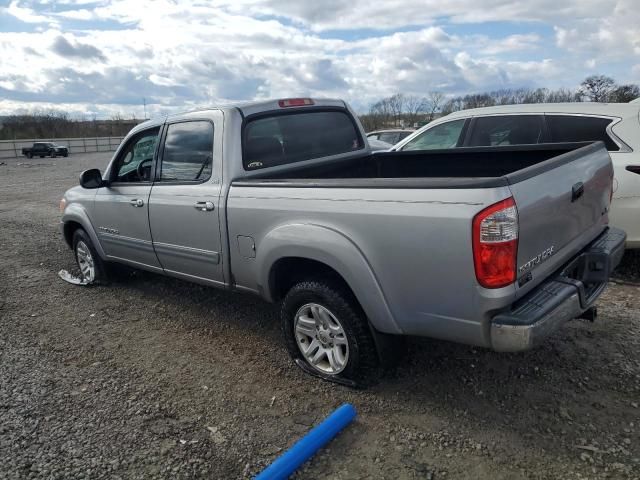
left=59, top=98, right=626, bottom=386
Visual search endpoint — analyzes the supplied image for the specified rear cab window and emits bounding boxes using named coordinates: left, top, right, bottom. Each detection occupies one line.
left=546, top=115, right=620, bottom=151
left=243, top=110, right=363, bottom=170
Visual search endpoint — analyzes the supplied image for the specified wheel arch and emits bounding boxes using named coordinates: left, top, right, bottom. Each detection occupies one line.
left=61, top=205, right=107, bottom=259
left=258, top=223, right=402, bottom=334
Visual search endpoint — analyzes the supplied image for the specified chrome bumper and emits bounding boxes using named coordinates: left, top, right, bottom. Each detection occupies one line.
left=491, top=227, right=626, bottom=352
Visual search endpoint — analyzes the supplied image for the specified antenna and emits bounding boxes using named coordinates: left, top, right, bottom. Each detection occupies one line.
left=143, top=97, right=147, bottom=119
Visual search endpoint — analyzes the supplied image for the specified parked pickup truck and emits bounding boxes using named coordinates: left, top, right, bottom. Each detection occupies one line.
left=23, top=142, right=69, bottom=158
left=60, top=98, right=625, bottom=386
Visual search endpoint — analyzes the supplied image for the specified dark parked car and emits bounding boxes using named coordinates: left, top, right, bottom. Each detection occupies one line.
left=22, top=142, right=69, bottom=158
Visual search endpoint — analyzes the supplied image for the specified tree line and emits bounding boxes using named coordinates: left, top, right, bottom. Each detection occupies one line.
left=1, top=75, right=638, bottom=139
left=0, top=110, right=142, bottom=141
left=360, top=75, right=640, bottom=132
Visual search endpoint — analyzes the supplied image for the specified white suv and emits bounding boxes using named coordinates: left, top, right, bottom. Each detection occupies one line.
left=394, top=102, right=640, bottom=248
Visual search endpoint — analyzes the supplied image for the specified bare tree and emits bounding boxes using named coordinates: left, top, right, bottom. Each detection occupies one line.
left=358, top=76, right=636, bottom=130
left=546, top=88, right=582, bottom=103
left=0, top=111, right=142, bottom=140
left=608, top=84, right=640, bottom=103
left=404, top=95, right=427, bottom=126
left=387, top=93, right=405, bottom=126
left=579, top=75, right=616, bottom=102
left=425, top=91, right=444, bottom=121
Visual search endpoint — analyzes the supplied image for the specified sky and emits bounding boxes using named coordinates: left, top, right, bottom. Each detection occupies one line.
left=0, top=0, right=638, bottom=118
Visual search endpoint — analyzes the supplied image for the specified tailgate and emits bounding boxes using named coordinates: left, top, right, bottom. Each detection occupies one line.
left=507, top=142, right=613, bottom=297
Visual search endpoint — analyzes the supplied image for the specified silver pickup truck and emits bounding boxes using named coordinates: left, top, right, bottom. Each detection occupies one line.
left=60, top=98, right=625, bottom=386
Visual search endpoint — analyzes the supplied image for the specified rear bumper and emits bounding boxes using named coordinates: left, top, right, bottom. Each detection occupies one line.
left=490, top=227, right=626, bottom=352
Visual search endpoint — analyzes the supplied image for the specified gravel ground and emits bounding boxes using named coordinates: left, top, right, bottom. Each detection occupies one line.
left=0, top=152, right=638, bottom=480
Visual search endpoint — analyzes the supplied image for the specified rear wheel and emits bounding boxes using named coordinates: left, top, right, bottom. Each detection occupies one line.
left=72, top=229, right=108, bottom=284
left=281, top=279, right=379, bottom=386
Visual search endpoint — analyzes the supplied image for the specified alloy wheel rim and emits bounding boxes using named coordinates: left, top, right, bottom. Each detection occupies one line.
left=76, top=241, right=95, bottom=282
left=294, top=303, right=349, bottom=374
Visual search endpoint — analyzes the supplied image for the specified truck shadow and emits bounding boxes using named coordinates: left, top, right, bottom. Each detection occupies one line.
left=112, top=266, right=626, bottom=388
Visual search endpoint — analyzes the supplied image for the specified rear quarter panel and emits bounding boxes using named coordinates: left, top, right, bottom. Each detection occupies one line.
left=227, top=184, right=513, bottom=346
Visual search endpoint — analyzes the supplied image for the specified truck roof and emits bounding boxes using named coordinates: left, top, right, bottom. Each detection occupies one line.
left=130, top=98, right=348, bottom=136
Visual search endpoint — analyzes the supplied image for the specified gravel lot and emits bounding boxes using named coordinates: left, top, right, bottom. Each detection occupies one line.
left=0, top=152, right=639, bottom=480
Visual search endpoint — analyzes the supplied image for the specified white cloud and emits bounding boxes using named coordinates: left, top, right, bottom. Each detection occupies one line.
left=54, top=8, right=94, bottom=20
left=2, top=0, right=55, bottom=23
left=554, top=0, right=640, bottom=60
left=478, top=34, right=541, bottom=55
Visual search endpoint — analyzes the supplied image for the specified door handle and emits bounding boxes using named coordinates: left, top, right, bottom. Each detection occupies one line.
left=130, top=198, right=144, bottom=207
left=194, top=201, right=215, bottom=212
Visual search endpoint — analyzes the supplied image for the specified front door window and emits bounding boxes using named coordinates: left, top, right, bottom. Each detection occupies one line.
left=111, top=128, right=160, bottom=183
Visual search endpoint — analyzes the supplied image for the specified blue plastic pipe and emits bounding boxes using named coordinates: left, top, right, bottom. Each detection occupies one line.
left=254, top=403, right=357, bottom=480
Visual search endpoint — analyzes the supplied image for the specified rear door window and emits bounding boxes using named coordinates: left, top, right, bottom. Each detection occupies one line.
left=243, top=110, right=363, bottom=170
left=546, top=115, right=619, bottom=151
left=467, top=115, right=544, bottom=146
left=159, top=121, right=214, bottom=182
left=402, top=120, right=465, bottom=151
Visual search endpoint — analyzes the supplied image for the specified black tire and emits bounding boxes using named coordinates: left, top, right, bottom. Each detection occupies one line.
left=72, top=229, right=108, bottom=285
left=39, top=155, right=44, bottom=158
left=281, top=279, right=379, bottom=386
left=63, top=152, right=68, bottom=157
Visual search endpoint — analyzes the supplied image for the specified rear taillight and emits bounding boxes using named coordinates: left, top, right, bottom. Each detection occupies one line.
left=278, top=98, right=314, bottom=108
left=472, top=197, right=518, bottom=288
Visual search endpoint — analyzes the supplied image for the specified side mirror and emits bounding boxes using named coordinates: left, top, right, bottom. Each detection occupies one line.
left=79, top=169, right=105, bottom=189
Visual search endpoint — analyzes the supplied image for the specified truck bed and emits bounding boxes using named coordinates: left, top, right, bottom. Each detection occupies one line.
left=239, top=142, right=597, bottom=188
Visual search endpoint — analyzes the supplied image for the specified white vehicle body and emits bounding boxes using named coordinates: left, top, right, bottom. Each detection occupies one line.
left=393, top=103, right=640, bottom=248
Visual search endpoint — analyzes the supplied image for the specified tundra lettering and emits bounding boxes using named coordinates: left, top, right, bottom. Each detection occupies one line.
left=518, top=246, right=555, bottom=274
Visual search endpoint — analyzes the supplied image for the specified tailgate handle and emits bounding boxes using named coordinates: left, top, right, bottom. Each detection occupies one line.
left=571, top=182, right=584, bottom=202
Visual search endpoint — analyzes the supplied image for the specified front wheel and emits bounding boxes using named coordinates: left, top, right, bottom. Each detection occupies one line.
left=72, top=229, right=108, bottom=284
left=281, top=280, right=379, bottom=386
